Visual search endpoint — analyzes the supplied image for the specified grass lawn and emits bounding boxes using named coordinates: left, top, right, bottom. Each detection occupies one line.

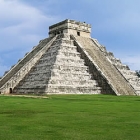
left=0, top=94, right=140, bottom=140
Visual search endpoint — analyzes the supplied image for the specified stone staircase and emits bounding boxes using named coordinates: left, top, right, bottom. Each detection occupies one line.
left=0, top=36, right=56, bottom=94
left=13, top=34, right=101, bottom=94
left=103, top=48, right=140, bottom=95
left=72, top=35, right=136, bottom=95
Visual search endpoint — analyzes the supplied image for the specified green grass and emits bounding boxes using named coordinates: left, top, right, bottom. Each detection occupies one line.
left=0, top=95, right=140, bottom=140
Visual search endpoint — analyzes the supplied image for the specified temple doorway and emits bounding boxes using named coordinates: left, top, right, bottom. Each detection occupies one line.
left=9, top=88, right=13, bottom=94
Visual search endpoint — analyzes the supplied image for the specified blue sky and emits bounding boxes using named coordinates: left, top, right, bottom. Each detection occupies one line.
left=0, top=0, right=140, bottom=76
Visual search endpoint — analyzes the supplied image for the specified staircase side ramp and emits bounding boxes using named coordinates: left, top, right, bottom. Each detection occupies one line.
left=72, top=35, right=136, bottom=95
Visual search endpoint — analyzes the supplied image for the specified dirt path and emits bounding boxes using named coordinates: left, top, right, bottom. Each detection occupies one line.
left=0, top=94, right=49, bottom=99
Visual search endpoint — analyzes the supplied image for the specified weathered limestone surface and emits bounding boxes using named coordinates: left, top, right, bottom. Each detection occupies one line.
left=72, top=36, right=136, bottom=95
left=0, top=19, right=139, bottom=95
left=103, top=48, right=140, bottom=95
left=49, top=19, right=91, bottom=38
left=0, top=36, right=56, bottom=94
left=13, top=34, right=101, bottom=94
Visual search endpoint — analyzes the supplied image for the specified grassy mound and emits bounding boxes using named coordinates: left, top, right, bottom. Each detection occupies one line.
left=0, top=95, right=140, bottom=140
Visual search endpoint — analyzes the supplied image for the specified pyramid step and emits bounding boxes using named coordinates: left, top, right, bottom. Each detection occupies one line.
left=56, top=55, right=82, bottom=61
left=58, top=51, right=80, bottom=57
left=46, top=85, right=101, bottom=94
left=30, top=64, right=89, bottom=73
left=60, top=44, right=77, bottom=50
left=56, top=57, right=84, bottom=64
left=48, top=79, right=98, bottom=85
left=13, top=87, right=46, bottom=94
left=54, top=61, right=85, bottom=67
left=51, top=74, right=91, bottom=81
left=51, top=72, right=92, bottom=80
left=22, top=73, right=93, bottom=82
left=13, top=86, right=101, bottom=94
left=53, top=64, right=88, bottom=71
left=20, top=79, right=98, bottom=87
left=45, top=45, right=77, bottom=55
left=52, top=38, right=74, bottom=46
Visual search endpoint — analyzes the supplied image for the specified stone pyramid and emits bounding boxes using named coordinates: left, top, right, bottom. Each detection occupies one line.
left=0, top=19, right=140, bottom=95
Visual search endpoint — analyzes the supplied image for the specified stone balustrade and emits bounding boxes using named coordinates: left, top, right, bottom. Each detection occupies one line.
left=72, top=35, right=136, bottom=95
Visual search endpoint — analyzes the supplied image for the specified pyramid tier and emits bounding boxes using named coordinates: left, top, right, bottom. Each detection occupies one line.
left=46, top=85, right=101, bottom=94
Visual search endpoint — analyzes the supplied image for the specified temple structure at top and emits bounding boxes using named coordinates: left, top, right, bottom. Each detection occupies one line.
left=49, top=19, right=91, bottom=37
left=0, top=19, right=139, bottom=95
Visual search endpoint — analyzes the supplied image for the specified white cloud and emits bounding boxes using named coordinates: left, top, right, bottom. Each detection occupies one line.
left=0, top=0, right=46, bottom=27
left=0, top=0, right=59, bottom=76
left=0, top=0, right=57, bottom=50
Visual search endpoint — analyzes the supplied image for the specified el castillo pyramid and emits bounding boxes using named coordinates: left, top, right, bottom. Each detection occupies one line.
left=0, top=19, right=140, bottom=95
